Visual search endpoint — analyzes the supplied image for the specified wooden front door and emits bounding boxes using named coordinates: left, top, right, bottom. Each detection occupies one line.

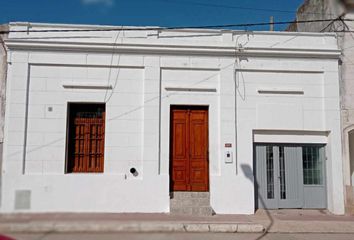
left=170, top=106, right=209, bottom=191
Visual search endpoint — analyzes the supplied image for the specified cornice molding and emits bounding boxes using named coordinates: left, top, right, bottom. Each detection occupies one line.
left=5, top=39, right=341, bottom=59
left=9, top=22, right=338, bottom=37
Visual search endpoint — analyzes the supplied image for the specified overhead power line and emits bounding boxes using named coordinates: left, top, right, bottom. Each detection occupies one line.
left=153, top=0, right=333, bottom=16
left=0, top=18, right=353, bottom=34
left=156, top=0, right=298, bottom=14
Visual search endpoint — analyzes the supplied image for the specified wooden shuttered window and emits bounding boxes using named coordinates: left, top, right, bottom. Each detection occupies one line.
left=67, top=103, right=105, bottom=173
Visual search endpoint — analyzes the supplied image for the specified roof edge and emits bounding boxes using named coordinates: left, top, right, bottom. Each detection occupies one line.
left=8, top=22, right=338, bottom=37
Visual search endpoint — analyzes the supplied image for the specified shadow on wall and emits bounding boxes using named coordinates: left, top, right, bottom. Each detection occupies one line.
left=241, top=164, right=273, bottom=240
left=349, top=129, right=354, bottom=185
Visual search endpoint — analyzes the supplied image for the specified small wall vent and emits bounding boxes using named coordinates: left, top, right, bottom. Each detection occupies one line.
left=14, top=190, right=31, bottom=210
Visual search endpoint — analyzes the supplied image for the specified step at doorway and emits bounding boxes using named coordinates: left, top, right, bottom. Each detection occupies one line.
left=170, top=192, right=214, bottom=216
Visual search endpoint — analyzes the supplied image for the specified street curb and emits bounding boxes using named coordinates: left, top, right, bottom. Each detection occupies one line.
left=0, top=222, right=265, bottom=233
left=264, top=221, right=354, bottom=234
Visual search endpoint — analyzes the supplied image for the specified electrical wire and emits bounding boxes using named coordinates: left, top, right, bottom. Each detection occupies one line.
left=103, top=27, right=123, bottom=103
left=1, top=18, right=354, bottom=34
left=153, top=0, right=335, bottom=16
left=320, top=17, right=341, bottom=32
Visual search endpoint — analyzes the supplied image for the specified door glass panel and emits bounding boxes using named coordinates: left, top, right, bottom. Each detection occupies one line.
left=303, top=146, right=323, bottom=185
left=279, top=146, right=286, bottom=199
left=266, top=146, right=274, bottom=199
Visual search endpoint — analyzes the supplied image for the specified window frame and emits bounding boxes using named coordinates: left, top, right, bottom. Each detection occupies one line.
left=302, top=145, right=325, bottom=186
left=65, top=102, right=106, bottom=174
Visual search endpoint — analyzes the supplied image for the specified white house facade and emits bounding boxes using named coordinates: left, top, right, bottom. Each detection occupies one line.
left=0, top=22, right=345, bottom=214
left=286, top=0, right=354, bottom=214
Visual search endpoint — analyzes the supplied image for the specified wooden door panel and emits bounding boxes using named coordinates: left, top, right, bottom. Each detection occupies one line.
left=73, top=123, right=86, bottom=172
left=171, top=106, right=209, bottom=192
left=172, top=167, right=188, bottom=191
left=190, top=123, right=204, bottom=157
left=87, top=121, right=104, bottom=172
left=189, top=110, right=208, bottom=191
left=190, top=168, right=205, bottom=182
left=190, top=124, right=206, bottom=158
left=173, top=121, right=187, bottom=159
left=171, top=109, right=189, bottom=191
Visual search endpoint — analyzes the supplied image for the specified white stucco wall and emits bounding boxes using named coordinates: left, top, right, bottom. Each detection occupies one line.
left=0, top=22, right=344, bottom=214
left=0, top=24, right=9, bottom=208
left=286, top=0, right=354, bottom=212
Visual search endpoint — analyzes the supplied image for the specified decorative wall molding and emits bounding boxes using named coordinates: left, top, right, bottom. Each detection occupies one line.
left=62, top=82, right=113, bottom=89
left=165, top=87, right=217, bottom=92
left=5, top=39, right=341, bottom=59
left=257, top=88, right=304, bottom=95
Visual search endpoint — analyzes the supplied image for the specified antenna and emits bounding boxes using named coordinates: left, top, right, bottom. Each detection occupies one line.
left=270, top=16, right=274, bottom=31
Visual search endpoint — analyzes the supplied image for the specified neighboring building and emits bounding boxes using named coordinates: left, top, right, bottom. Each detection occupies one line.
left=287, top=0, right=354, bottom=214
left=0, top=24, right=9, bottom=206
left=0, top=22, right=344, bottom=214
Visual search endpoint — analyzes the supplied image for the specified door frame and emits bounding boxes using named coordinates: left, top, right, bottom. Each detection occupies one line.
left=169, top=105, right=210, bottom=192
left=254, top=143, right=327, bottom=210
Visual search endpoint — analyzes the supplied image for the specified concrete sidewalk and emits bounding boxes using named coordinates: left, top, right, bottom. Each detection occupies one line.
left=255, top=209, right=354, bottom=233
left=0, top=210, right=354, bottom=234
left=0, top=213, right=263, bottom=233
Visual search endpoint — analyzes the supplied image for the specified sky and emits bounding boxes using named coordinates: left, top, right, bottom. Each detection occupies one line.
left=0, top=0, right=305, bottom=31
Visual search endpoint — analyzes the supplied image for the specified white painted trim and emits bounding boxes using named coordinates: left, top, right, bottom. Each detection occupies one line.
left=5, top=40, right=341, bottom=59
left=236, top=68, right=324, bottom=74
left=253, top=130, right=329, bottom=144
left=29, top=63, right=145, bottom=69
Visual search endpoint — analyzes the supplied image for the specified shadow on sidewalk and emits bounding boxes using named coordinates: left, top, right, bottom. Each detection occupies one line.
left=241, top=164, right=273, bottom=240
